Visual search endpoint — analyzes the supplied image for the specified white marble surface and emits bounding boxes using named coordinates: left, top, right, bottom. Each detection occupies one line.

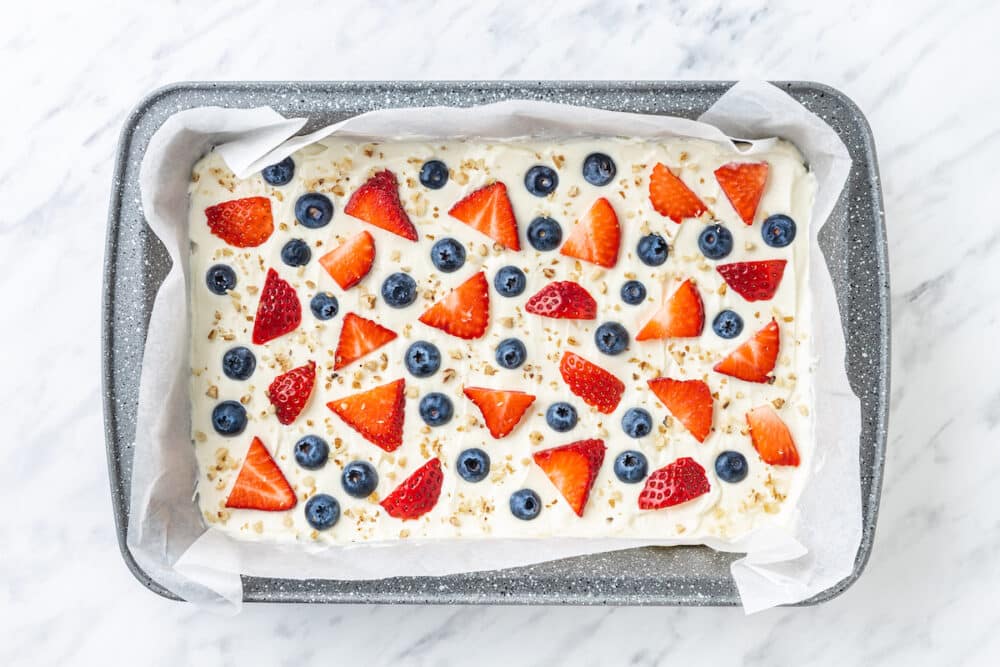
left=1, top=0, right=996, bottom=664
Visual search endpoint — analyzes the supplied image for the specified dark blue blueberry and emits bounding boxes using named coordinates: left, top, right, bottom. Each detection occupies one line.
left=637, top=234, right=669, bottom=266
left=697, top=224, right=734, bottom=260
left=527, top=216, right=563, bottom=251
left=712, top=310, right=744, bottom=339
left=430, top=237, right=466, bottom=273
left=620, top=280, right=646, bottom=305
left=419, top=392, right=453, bottom=427
left=304, top=494, right=340, bottom=530
left=456, top=448, right=491, bottom=483
left=405, top=341, right=441, bottom=378
left=281, top=238, right=312, bottom=267
left=582, top=152, right=616, bottom=186
left=613, top=450, right=649, bottom=483
left=419, top=159, right=449, bottom=189
left=261, top=157, right=295, bottom=186
left=211, top=401, right=247, bottom=436
left=762, top=214, right=797, bottom=248
left=595, top=322, right=629, bottom=356
left=495, top=338, right=527, bottom=369
left=310, top=292, right=339, bottom=320
left=524, top=165, right=558, bottom=196
left=546, top=402, right=578, bottom=433
left=341, top=460, right=379, bottom=498
left=510, top=489, right=542, bottom=520
left=715, top=450, right=749, bottom=483
left=206, top=264, right=237, bottom=295
left=621, top=408, right=653, bottom=438
left=294, top=435, right=329, bottom=470
left=294, top=193, right=334, bottom=229
left=381, top=272, right=417, bottom=308
left=494, top=265, right=526, bottom=297
left=222, top=347, right=256, bottom=381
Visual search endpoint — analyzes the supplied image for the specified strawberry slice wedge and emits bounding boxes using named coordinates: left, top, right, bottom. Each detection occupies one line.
left=252, top=268, right=302, bottom=344
left=418, top=272, right=490, bottom=339
left=635, top=279, right=704, bottom=341
left=344, top=170, right=418, bottom=241
left=267, top=361, right=316, bottom=425
left=638, top=457, right=710, bottom=510
left=327, top=378, right=406, bottom=452
left=319, top=231, right=375, bottom=290
left=448, top=182, right=520, bottom=250
left=717, top=260, right=787, bottom=302
left=524, top=281, right=597, bottom=320
left=380, top=458, right=444, bottom=520
left=533, top=439, right=606, bottom=517
left=714, top=319, right=780, bottom=383
left=559, top=352, right=625, bottom=414
left=746, top=405, right=800, bottom=466
left=334, top=313, right=398, bottom=370
left=714, top=162, right=769, bottom=225
left=463, top=387, right=536, bottom=439
left=559, top=197, right=620, bottom=268
left=225, top=437, right=296, bottom=511
left=647, top=377, right=713, bottom=443
left=205, top=196, right=274, bottom=247
left=648, top=163, right=707, bottom=223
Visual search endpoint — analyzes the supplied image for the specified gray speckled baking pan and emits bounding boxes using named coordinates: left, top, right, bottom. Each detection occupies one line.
left=102, top=81, right=889, bottom=605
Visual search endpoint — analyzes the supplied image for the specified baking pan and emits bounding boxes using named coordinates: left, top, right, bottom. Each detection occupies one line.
left=102, top=81, right=889, bottom=605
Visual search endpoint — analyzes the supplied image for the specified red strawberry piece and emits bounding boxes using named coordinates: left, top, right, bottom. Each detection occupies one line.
left=524, top=281, right=597, bottom=320
left=380, top=458, right=444, bottom=520
left=448, top=181, right=520, bottom=250
left=418, top=271, right=490, bottom=339
left=532, top=439, right=606, bottom=517
left=714, top=162, right=769, bottom=225
left=334, top=313, right=398, bottom=370
left=717, top=260, right=787, bottom=302
left=635, top=279, right=704, bottom=341
left=559, top=197, right=620, bottom=268
left=648, top=163, right=707, bottom=223
left=225, top=437, right=296, bottom=511
left=638, top=457, right=710, bottom=510
left=252, top=268, right=302, bottom=344
left=319, top=231, right=375, bottom=290
left=205, top=196, right=274, bottom=248
left=746, top=405, right=800, bottom=466
left=463, top=387, right=536, bottom=439
left=327, top=378, right=406, bottom=452
left=559, top=352, right=625, bottom=414
left=267, top=361, right=315, bottom=425
left=344, top=170, right=418, bottom=241
left=647, top=377, right=713, bottom=443
left=714, top=319, right=780, bottom=383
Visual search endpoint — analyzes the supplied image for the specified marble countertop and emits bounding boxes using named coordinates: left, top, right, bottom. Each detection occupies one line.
left=2, top=1, right=995, bottom=664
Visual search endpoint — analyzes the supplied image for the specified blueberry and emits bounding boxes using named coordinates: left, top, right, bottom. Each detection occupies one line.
left=527, top=216, right=563, bottom=251
left=341, top=460, right=379, bottom=497
left=637, top=234, right=669, bottom=266
left=419, top=392, right=453, bottom=427
left=310, top=292, right=339, bottom=320
left=582, top=152, right=616, bottom=186
left=456, top=448, right=491, bottom=483
left=222, top=347, right=256, bottom=381
left=261, top=157, right=295, bottom=186
left=614, top=450, right=649, bottom=483
left=697, top=224, right=734, bottom=260
left=546, top=402, right=578, bottom=433
left=524, top=165, right=558, bottom=197
left=294, top=193, right=334, bottom=229
left=595, top=322, right=629, bottom=356
left=712, top=310, right=744, bottom=339
left=621, top=408, right=652, bottom=438
left=281, top=238, right=312, bottom=267
left=206, top=264, right=237, bottom=295
left=419, top=159, right=449, bottom=189
left=494, top=266, right=526, bottom=297
left=294, top=435, right=329, bottom=470
left=715, top=450, right=749, bottom=483
left=495, top=338, right=527, bottom=369
left=405, top=341, right=441, bottom=378
left=211, top=401, right=247, bottom=436
left=762, top=214, right=797, bottom=248
left=510, top=489, right=542, bottom=520
left=430, top=237, right=466, bottom=273
left=620, top=280, right=646, bottom=305
left=381, top=272, right=417, bottom=308
left=305, top=494, right=340, bottom=530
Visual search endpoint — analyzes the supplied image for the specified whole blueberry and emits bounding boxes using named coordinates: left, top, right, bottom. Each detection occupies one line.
left=698, top=224, right=734, bottom=260
left=595, top=322, right=629, bottom=356
left=637, top=234, right=669, bottom=266
left=762, top=214, right=797, bottom=248
left=613, top=450, right=649, bottom=483
left=405, top=341, right=441, bottom=378
left=310, top=292, right=339, bottom=320
left=261, top=157, right=295, bottom=186
left=495, top=338, right=527, bottom=369
left=494, top=265, right=526, bottom=297
left=341, top=460, right=379, bottom=498
left=419, top=392, right=453, bottom=427
left=510, top=489, right=542, bottom=520
left=430, top=237, right=466, bottom=273
left=712, top=310, right=744, bottom=339
left=456, top=448, right=491, bottom=483
left=381, top=272, right=417, bottom=308
left=222, top=346, right=256, bottom=381
left=621, top=408, right=653, bottom=438
left=546, top=402, right=578, bottom=433
left=582, top=152, right=616, bottom=186
left=715, top=450, right=749, bottom=483
left=294, top=435, right=329, bottom=470
left=294, top=193, right=334, bottom=229
left=524, top=165, right=559, bottom=197
left=527, top=216, right=563, bottom=251
left=211, top=401, right=247, bottom=436
left=620, top=280, right=647, bottom=305
left=419, top=159, right=449, bottom=189
left=206, top=264, right=237, bottom=295
left=305, top=494, right=340, bottom=530
left=281, top=238, right=312, bottom=267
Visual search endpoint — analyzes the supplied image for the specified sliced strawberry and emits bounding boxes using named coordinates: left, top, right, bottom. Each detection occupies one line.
left=344, top=170, right=418, bottom=241
left=327, top=378, right=405, bottom=452
left=717, top=260, right=787, bottom=302
left=524, top=281, right=597, bottom=320
left=267, top=361, right=315, bottom=425
left=714, top=162, right=769, bottom=225
left=418, top=272, right=490, bottom=339
left=532, top=439, right=606, bottom=517
left=638, top=457, right=710, bottom=510
left=714, top=319, right=780, bottom=383
left=746, top=405, right=800, bottom=466
left=635, top=279, right=704, bottom=341
left=205, top=196, right=274, bottom=248
left=380, top=458, right=444, bottom=520
left=463, top=387, right=536, bottom=439
left=319, top=231, right=375, bottom=290
left=559, top=197, right=620, bottom=268
left=225, top=437, right=296, bottom=511
left=559, top=352, right=624, bottom=414
left=647, top=377, right=713, bottom=443
left=648, top=163, right=707, bottom=223
left=448, top=182, right=520, bottom=250
left=334, top=313, right=398, bottom=370
left=252, top=268, right=302, bottom=344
